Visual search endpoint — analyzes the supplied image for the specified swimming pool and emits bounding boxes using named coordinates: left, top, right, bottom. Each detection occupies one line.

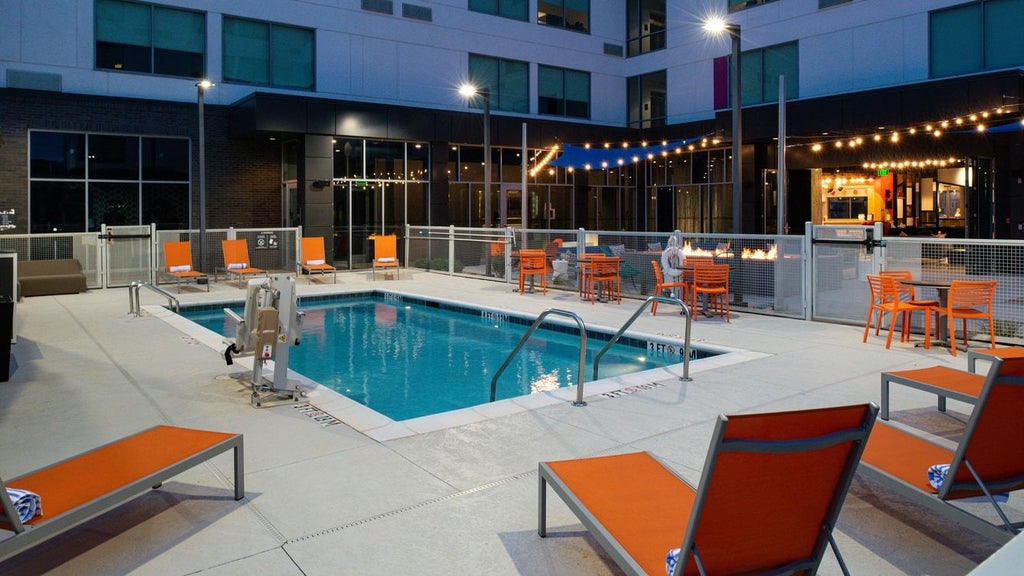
left=180, top=292, right=714, bottom=421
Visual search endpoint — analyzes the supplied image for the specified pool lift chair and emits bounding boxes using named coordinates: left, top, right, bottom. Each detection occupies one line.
left=222, top=273, right=306, bottom=407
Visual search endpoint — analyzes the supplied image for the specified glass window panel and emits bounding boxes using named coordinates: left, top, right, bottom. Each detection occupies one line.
left=407, top=142, right=429, bottom=181
left=153, top=7, right=203, bottom=51
left=499, top=59, right=529, bottom=113
left=30, top=132, right=86, bottom=179
left=460, top=145, right=484, bottom=181
left=500, top=148, right=522, bottom=182
left=564, top=69, right=589, bottom=118
left=334, top=139, right=365, bottom=179
left=564, top=0, right=588, bottom=31
left=142, top=137, right=189, bottom=181
left=538, top=1, right=563, bottom=26
left=96, top=0, right=150, bottom=46
left=271, top=25, right=315, bottom=89
left=538, top=65, right=564, bottom=115
left=469, top=0, right=498, bottom=15
left=88, top=182, right=139, bottom=230
left=142, top=183, right=189, bottom=229
left=501, top=0, right=527, bottom=20
left=447, top=183, right=469, bottom=226
left=763, top=43, right=798, bottom=103
left=692, top=151, right=709, bottom=184
left=984, top=0, right=1024, bottom=70
left=468, top=54, right=498, bottom=106
left=89, top=135, right=139, bottom=180
left=670, top=153, right=692, bottom=184
left=31, top=182, right=86, bottom=233
left=930, top=4, right=982, bottom=77
left=223, top=17, right=269, bottom=84
left=366, top=141, right=405, bottom=179
left=740, top=50, right=763, bottom=105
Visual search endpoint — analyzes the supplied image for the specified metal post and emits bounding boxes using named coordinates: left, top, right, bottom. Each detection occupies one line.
left=729, top=24, right=743, bottom=235
left=483, top=88, right=492, bottom=227
left=196, top=80, right=213, bottom=273
left=777, top=75, right=787, bottom=234
left=521, top=122, right=527, bottom=231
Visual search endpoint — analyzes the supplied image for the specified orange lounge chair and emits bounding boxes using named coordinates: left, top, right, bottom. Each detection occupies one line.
left=0, top=425, right=244, bottom=562
left=370, top=234, right=400, bottom=280
left=860, top=356, right=1024, bottom=544
left=299, top=236, right=336, bottom=284
left=219, top=239, right=266, bottom=287
left=162, top=241, right=208, bottom=292
left=539, top=403, right=878, bottom=576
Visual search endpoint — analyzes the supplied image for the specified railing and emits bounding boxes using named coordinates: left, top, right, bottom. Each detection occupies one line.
left=489, top=309, right=588, bottom=407
left=128, top=281, right=180, bottom=316
left=593, top=296, right=693, bottom=382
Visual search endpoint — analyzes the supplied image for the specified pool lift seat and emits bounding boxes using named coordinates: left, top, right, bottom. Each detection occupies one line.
left=222, top=273, right=306, bottom=407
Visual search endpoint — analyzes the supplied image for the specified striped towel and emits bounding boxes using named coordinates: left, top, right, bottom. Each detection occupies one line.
left=666, top=547, right=680, bottom=576
left=928, top=463, right=1008, bottom=502
left=5, top=487, right=42, bottom=523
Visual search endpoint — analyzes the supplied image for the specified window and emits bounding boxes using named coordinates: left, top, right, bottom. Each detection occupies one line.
left=95, top=0, right=205, bottom=77
left=223, top=17, right=315, bottom=89
left=627, top=71, right=666, bottom=128
left=29, top=132, right=190, bottom=232
left=729, top=0, right=779, bottom=11
left=538, top=65, right=590, bottom=118
left=716, top=41, right=798, bottom=108
left=538, top=0, right=589, bottom=32
left=627, top=0, right=665, bottom=57
left=469, top=0, right=527, bottom=21
left=930, top=0, right=1024, bottom=78
left=819, top=0, right=851, bottom=6
left=467, top=55, right=529, bottom=113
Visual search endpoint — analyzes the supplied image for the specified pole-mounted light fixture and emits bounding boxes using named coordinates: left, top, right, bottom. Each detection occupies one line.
left=460, top=83, right=492, bottom=227
left=196, top=79, right=214, bottom=272
left=704, top=18, right=742, bottom=234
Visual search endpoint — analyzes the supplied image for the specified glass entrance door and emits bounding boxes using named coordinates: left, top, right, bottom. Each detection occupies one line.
left=333, top=181, right=378, bottom=269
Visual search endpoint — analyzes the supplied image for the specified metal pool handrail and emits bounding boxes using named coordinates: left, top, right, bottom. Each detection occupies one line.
left=592, top=296, right=692, bottom=382
left=129, top=281, right=180, bottom=316
left=490, top=309, right=588, bottom=407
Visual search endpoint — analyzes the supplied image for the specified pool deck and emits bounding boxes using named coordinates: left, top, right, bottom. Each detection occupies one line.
left=0, top=269, right=1020, bottom=575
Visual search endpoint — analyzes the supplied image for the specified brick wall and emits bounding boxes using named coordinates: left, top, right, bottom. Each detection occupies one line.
left=0, top=88, right=281, bottom=233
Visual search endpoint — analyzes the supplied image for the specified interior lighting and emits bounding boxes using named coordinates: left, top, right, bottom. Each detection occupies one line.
left=977, top=124, right=986, bottom=132
left=812, top=143, right=822, bottom=152
left=873, top=134, right=882, bottom=142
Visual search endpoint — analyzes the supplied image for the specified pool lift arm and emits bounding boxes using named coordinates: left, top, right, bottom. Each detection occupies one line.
left=223, top=273, right=306, bottom=407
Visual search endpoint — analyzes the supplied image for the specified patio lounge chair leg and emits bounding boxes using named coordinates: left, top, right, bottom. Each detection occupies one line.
left=880, top=378, right=889, bottom=420
left=938, top=396, right=946, bottom=412
left=537, top=475, right=547, bottom=537
left=826, top=527, right=852, bottom=576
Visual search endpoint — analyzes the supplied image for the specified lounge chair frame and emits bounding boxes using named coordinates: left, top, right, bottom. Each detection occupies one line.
left=861, top=357, right=1024, bottom=544
left=162, top=241, right=208, bottom=293
left=217, top=239, right=267, bottom=288
left=539, top=403, right=878, bottom=576
left=0, top=425, right=244, bottom=562
left=370, top=234, right=400, bottom=280
left=299, top=236, right=336, bottom=284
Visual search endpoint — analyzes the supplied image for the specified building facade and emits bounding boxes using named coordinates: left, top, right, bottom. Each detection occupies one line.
left=1, top=0, right=1022, bottom=267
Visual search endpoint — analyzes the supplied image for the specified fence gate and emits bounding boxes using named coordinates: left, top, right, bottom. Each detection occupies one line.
left=100, top=224, right=153, bottom=288
left=809, top=223, right=883, bottom=324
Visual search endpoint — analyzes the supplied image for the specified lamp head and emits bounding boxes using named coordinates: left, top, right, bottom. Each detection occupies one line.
left=703, top=17, right=738, bottom=35
left=196, top=79, right=215, bottom=90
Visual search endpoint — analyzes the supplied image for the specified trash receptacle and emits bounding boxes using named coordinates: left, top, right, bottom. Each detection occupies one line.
left=0, top=295, right=12, bottom=382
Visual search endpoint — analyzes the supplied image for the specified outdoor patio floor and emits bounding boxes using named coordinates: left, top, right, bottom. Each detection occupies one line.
left=0, top=269, right=1020, bottom=575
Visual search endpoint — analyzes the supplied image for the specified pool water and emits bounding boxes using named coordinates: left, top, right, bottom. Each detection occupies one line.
left=181, top=293, right=701, bottom=421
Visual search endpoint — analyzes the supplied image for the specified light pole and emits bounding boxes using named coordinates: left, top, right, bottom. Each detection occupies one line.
left=705, top=19, right=742, bottom=234
left=196, top=79, right=214, bottom=272
left=459, top=83, right=492, bottom=227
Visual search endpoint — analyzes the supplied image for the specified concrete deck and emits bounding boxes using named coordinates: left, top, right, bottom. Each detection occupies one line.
left=0, top=270, right=1020, bottom=575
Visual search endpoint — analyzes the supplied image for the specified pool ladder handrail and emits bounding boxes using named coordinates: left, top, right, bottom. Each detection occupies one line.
left=490, top=309, right=588, bottom=407
left=129, top=280, right=180, bottom=316
left=592, top=296, right=692, bottom=382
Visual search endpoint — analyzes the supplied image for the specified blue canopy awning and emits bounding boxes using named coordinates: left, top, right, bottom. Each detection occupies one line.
left=548, top=135, right=716, bottom=169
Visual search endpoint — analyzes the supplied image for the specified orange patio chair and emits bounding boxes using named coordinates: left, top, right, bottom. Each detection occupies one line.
left=650, top=260, right=687, bottom=315
left=518, top=249, right=547, bottom=295
left=588, top=255, right=620, bottom=304
left=370, top=233, right=400, bottom=280
left=299, top=236, right=336, bottom=283
left=927, top=279, right=997, bottom=356
left=0, top=425, right=244, bottom=562
left=860, top=356, right=1024, bottom=544
left=162, top=240, right=207, bottom=292
left=863, top=274, right=937, bottom=349
left=539, top=403, right=878, bottom=576
left=690, top=263, right=730, bottom=321
left=879, top=269, right=938, bottom=307
left=219, top=239, right=266, bottom=287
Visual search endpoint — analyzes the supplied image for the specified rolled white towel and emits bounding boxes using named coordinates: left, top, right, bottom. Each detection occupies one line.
left=377, top=257, right=396, bottom=263
left=227, top=262, right=247, bottom=270
left=306, top=259, right=326, bottom=266
left=169, top=265, right=191, bottom=273
left=5, top=487, right=43, bottom=523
